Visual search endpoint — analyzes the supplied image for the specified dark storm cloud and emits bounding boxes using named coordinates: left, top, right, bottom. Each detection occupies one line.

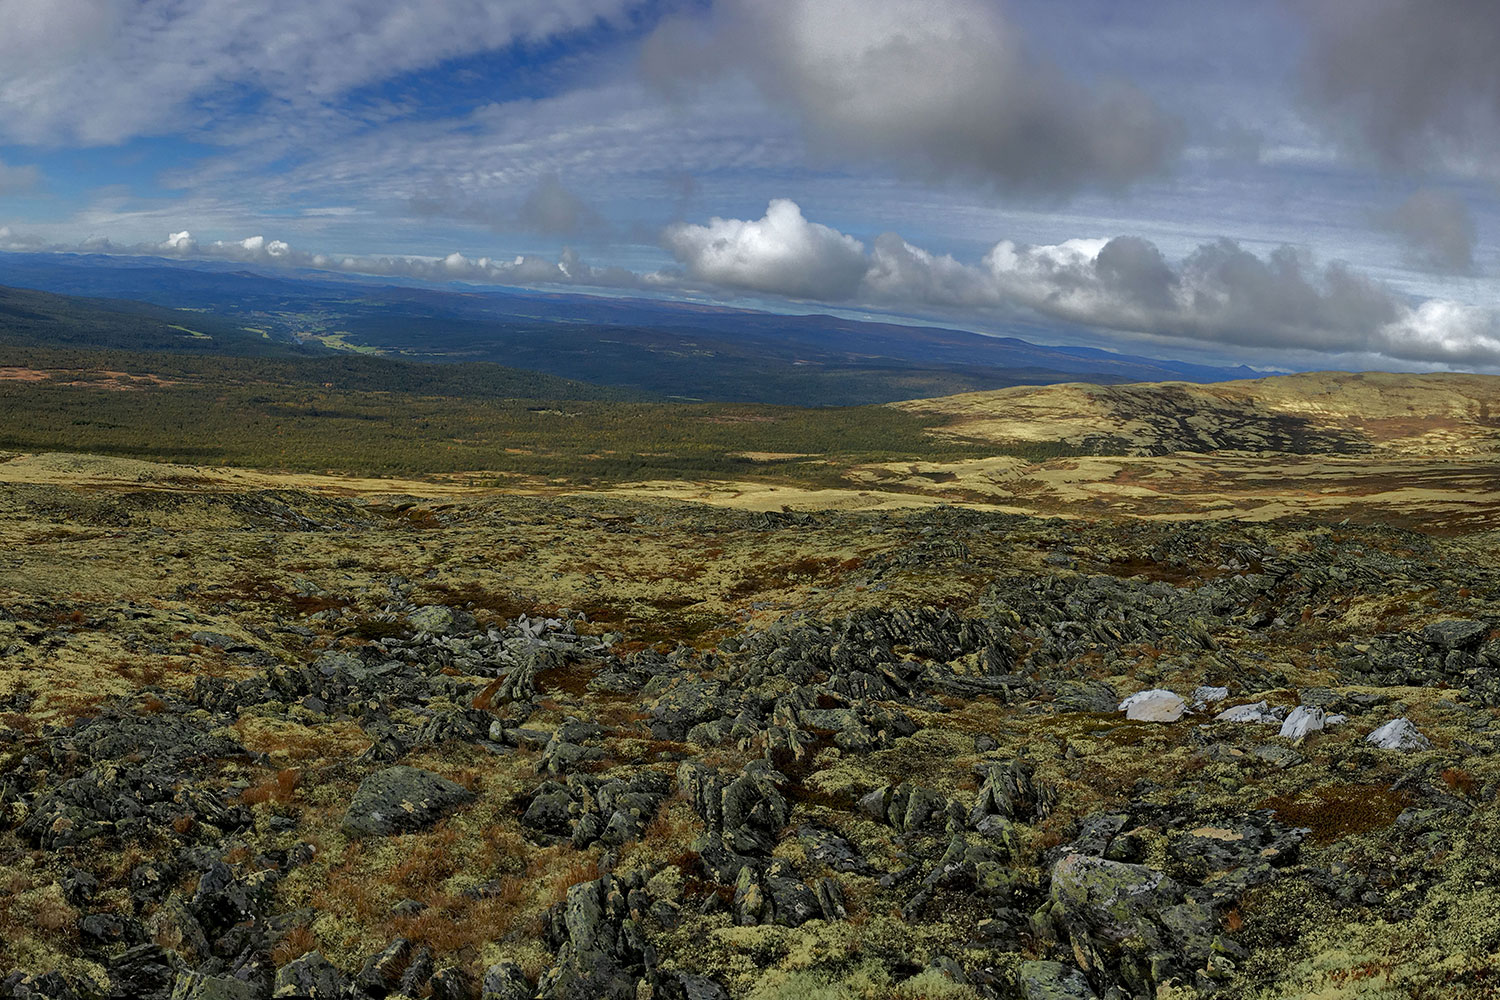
left=1374, top=189, right=1477, bottom=274
left=642, top=0, right=1183, bottom=196
left=1295, top=0, right=1500, bottom=170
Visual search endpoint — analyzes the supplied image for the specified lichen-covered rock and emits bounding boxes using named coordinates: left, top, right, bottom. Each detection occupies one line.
left=654, top=972, right=732, bottom=1000
left=537, top=875, right=649, bottom=1000
left=970, top=758, right=1056, bottom=824
left=355, top=937, right=413, bottom=996
left=273, top=950, right=343, bottom=998
left=341, top=766, right=474, bottom=837
left=797, top=824, right=872, bottom=874
left=1017, top=960, right=1098, bottom=1000
left=1167, top=813, right=1304, bottom=874
left=522, top=783, right=577, bottom=836
left=480, top=962, right=532, bottom=1000
left=407, top=605, right=474, bottom=635
left=1422, top=619, right=1490, bottom=651
left=169, top=972, right=264, bottom=1000
left=680, top=762, right=790, bottom=855
left=1049, top=853, right=1183, bottom=949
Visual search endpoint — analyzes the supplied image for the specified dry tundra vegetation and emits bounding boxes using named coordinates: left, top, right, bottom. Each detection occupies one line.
left=2, top=368, right=1500, bottom=999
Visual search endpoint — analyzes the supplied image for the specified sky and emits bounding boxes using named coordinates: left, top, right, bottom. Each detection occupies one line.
left=2, top=0, right=1500, bottom=372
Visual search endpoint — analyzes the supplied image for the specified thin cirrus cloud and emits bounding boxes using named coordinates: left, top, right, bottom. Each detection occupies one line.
left=641, top=0, right=1183, bottom=195
left=664, top=200, right=1500, bottom=368
left=0, top=0, right=648, bottom=145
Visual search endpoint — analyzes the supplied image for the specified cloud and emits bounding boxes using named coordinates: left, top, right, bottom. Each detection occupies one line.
left=5, top=225, right=652, bottom=293
left=669, top=199, right=1500, bottom=368
left=1374, top=189, right=1477, bottom=274
left=0, top=157, right=39, bottom=195
left=1294, top=0, right=1500, bottom=172
left=410, top=172, right=610, bottom=238
left=0, top=224, right=45, bottom=249
left=0, top=0, right=647, bottom=145
left=663, top=198, right=869, bottom=299
left=643, top=0, right=1182, bottom=194
left=517, top=174, right=606, bottom=237
left=12, top=200, right=1500, bottom=369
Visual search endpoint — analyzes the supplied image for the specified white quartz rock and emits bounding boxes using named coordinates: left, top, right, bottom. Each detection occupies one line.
left=1119, top=689, right=1186, bottom=723
left=1366, top=717, right=1431, bottom=751
left=1192, top=685, right=1229, bottom=708
left=1279, top=705, right=1325, bottom=740
left=1214, top=701, right=1280, bottom=724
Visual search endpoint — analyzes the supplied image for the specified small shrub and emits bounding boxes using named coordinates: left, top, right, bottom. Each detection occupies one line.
left=272, top=925, right=317, bottom=965
left=239, top=768, right=300, bottom=806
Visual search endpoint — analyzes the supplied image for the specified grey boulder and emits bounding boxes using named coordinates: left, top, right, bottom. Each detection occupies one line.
left=341, top=766, right=475, bottom=838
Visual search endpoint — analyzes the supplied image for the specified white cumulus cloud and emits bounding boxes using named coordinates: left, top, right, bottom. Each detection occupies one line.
left=664, top=199, right=1500, bottom=368
left=663, top=198, right=869, bottom=299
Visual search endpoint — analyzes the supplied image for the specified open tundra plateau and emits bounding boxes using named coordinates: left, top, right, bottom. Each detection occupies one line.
left=3, top=373, right=1500, bottom=1000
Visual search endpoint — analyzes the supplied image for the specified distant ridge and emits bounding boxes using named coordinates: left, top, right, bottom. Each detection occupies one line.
left=894, top=370, right=1500, bottom=457
left=1, top=250, right=1261, bottom=405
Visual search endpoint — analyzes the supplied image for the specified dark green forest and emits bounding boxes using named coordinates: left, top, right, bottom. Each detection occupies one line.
left=0, top=283, right=1093, bottom=482
left=0, top=372, right=1046, bottom=481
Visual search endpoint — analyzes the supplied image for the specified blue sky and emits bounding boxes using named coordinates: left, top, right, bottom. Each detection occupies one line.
left=2, top=0, right=1500, bottom=371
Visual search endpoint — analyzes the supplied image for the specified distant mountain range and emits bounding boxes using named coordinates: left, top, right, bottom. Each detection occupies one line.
left=0, top=251, right=1262, bottom=405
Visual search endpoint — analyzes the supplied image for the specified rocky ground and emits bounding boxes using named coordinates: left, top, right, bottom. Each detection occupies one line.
left=2, top=462, right=1500, bottom=999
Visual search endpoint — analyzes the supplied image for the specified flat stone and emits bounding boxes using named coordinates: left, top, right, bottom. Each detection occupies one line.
left=1118, top=689, right=1185, bottom=723
left=1422, top=619, right=1490, bottom=651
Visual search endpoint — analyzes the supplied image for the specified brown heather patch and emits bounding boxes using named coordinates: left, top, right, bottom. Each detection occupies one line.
left=534, top=660, right=595, bottom=698
left=470, top=678, right=506, bottom=712
left=233, top=717, right=373, bottom=764
left=419, top=582, right=538, bottom=621
left=1262, top=784, right=1413, bottom=845
left=272, top=925, right=318, bottom=965
left=239, top=768, right=301, bottom=806
left=0, top=713, right=40, bottom=736
left=1442, top=768, right=1477, bottom=797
